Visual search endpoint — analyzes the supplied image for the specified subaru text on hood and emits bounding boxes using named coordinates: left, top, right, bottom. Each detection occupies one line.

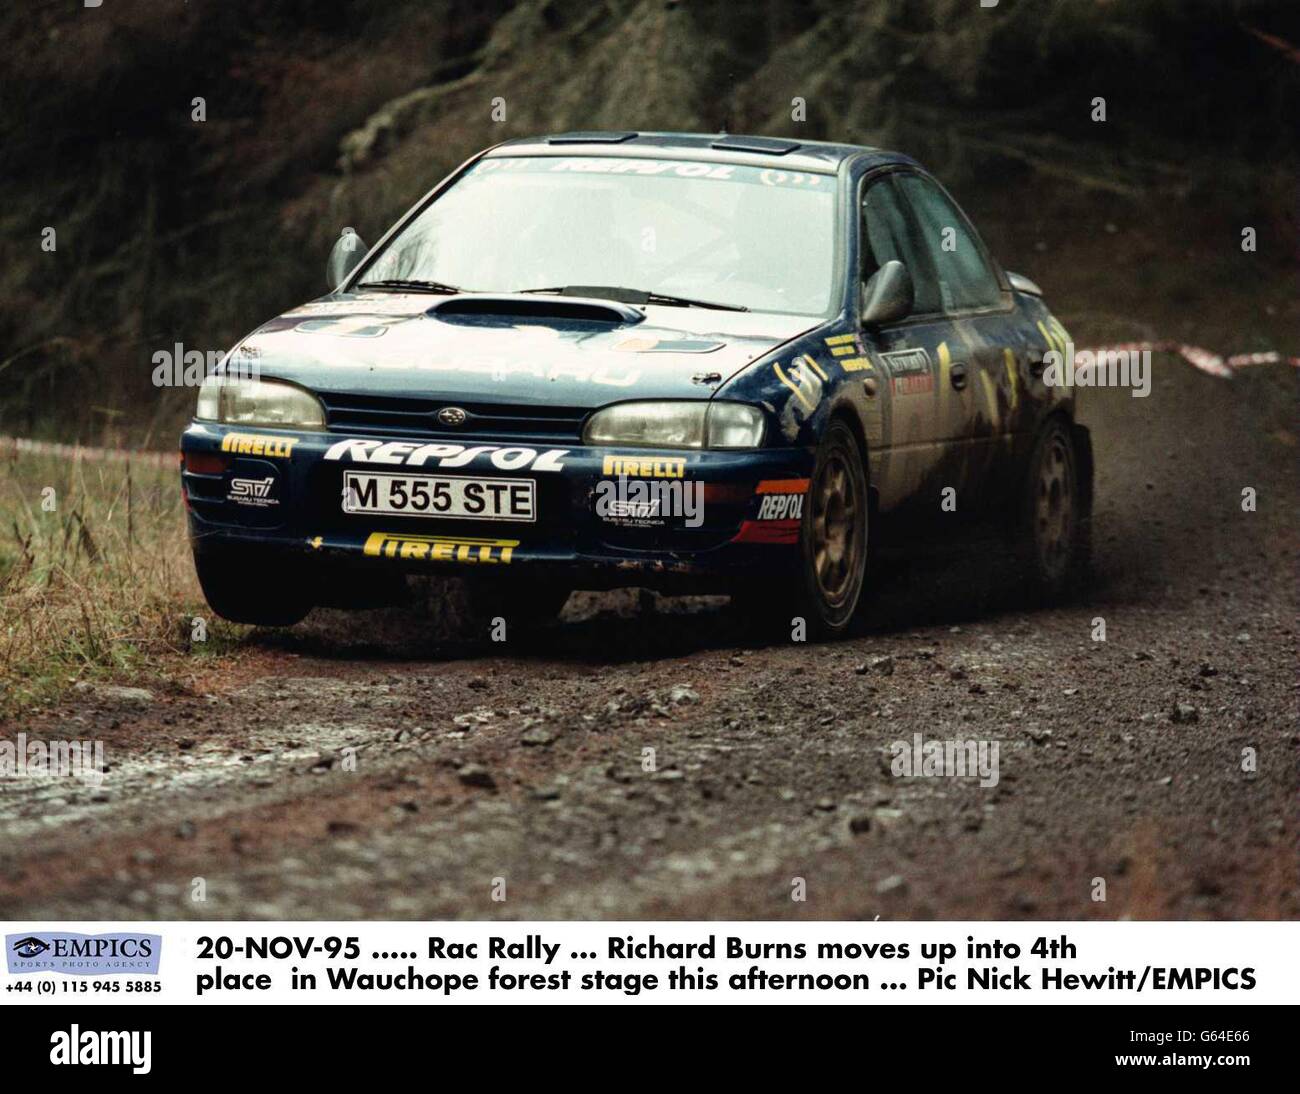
left=182, top=131, right=1092, bottom=635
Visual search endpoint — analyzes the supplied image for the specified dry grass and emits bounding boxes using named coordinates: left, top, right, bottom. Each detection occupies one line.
left=0, top=449, right=237, bottom=715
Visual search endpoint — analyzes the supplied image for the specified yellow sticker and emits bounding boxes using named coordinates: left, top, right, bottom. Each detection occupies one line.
left=1003, top=347, right=1019, bottom=413
left=602, top=455, right=686, bottom=479
left=979, top=369, right=999, bottom=431
left=802, top=355, right=829, bottom=381
left=774, top=362, right=813, bottom=411
left=362, top=533, right=517, bottom=564
left=220, top=432, right=299, bottom=459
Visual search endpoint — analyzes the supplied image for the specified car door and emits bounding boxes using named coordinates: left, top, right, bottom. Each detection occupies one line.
left=890, top=172, right=1019, bottom=514
left=858, top=171, right=979, bottom=521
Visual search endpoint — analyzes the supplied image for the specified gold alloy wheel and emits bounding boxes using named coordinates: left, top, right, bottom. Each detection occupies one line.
left=1035, top=433, right=1075, bottom=582
left=811, top=449, right=863, bottom=609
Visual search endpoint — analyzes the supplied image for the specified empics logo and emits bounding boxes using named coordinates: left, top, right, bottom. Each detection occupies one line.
left=7, top=932, right=162, bottom=976
left=50, top=1026, right=152, bottom=1075
left=12, top=936, right=50, bottom=958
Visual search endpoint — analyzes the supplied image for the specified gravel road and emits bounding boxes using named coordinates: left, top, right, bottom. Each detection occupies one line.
left=2, top=360, right=1295, bottom=920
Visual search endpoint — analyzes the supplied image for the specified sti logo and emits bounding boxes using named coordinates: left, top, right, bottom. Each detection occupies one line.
left=7, top=932, right=162, bottom=976
left=228, top=476, right=277, bottom=507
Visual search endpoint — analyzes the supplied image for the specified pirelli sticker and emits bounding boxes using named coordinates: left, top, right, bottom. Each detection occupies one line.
left=881, top=348, right=934, bottom=395
left=220, top=432, right=299, bottom=459
left=824, top=333, right=873, bottom=373
left=602, top=455, right=686, bottom=479
left=362, top=533, right=518, bottom=564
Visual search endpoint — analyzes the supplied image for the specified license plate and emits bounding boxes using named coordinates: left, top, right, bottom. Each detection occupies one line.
left=342, top=471, right=536, bottom=522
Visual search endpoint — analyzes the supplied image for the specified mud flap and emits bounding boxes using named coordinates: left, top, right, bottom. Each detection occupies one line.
left=1072, top=421, right=1094, bottom=575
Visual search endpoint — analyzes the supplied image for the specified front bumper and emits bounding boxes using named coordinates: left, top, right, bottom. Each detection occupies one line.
left=180, top=423, right=813, bottom=590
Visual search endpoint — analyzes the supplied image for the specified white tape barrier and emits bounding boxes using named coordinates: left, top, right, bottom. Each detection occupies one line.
left=1073, top=342, right=1300, bottom=380
left=0, top=435, right=175, bottom=470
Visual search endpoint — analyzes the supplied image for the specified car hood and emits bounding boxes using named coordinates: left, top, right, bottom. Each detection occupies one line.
left=231, top=293, right=820, bottom=409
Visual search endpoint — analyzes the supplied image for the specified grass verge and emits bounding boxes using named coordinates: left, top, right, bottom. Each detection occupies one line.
left=0, top=449, right=241, bottom=716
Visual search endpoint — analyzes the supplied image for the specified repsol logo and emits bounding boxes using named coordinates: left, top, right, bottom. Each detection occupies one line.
left=325, top=439, right=568, bottom=472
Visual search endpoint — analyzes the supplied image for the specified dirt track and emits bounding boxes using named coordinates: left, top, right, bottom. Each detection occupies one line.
left=1, top=359, right=1296, bottom=921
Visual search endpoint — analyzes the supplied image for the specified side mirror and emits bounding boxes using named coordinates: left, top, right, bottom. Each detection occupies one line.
left=326, top=227, right=368, bottom=290
left=860, top=259, right=913, bottom=327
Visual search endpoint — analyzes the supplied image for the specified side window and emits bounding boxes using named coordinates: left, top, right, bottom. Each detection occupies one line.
left=895, top=174, right=1003, bottom=311
left=861, top=174, right=940, bottom=313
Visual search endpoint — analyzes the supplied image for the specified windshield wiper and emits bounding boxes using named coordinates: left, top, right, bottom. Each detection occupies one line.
left=356, top=278, right=467, bottom=295
left=518, top=285, right=748, bottom=312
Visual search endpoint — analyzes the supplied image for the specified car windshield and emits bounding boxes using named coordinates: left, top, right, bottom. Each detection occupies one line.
left=358, top=156, right=838, bottom=316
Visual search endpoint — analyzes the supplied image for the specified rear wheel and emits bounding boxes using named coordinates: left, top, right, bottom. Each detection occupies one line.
left=194, top=549, right=313, bottom=626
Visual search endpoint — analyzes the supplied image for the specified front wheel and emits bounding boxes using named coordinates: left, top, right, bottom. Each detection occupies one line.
left=734, top=419, right=869, bottom=638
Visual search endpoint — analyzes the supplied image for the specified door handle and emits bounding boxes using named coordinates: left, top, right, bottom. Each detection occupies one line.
left=949, top=361, right=968, bottom=390
left=1026, top=351, right=1046, bottom=379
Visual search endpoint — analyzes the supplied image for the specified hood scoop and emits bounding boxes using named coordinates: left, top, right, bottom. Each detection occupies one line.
left=427, top=294, right=645, bottom=328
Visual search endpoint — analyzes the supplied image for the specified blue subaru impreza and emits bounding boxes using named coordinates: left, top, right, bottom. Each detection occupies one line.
left=182, top=131, right=1091, bottom=635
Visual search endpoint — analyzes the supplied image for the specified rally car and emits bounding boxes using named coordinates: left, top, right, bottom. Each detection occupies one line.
left=182, top=131, right=1091, bottom=636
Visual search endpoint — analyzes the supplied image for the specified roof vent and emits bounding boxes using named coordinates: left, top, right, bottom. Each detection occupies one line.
left=547, top=131, right=638, bottom=145
left=710, top=135, right=801, bottom=156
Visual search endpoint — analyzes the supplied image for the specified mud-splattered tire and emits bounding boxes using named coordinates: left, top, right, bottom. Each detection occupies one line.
left=194, top=549, right=313, bottom=627
left=733, top=419, right=869, bottom=639
left=1017, top=418, right=1087, bottom=601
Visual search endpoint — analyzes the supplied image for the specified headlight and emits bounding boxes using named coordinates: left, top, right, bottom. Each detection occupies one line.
left=195, top=376, right=325, bottom=429
left=583, top=401, right=765, bottom=449
left=706, top=402, right=766, bottom=448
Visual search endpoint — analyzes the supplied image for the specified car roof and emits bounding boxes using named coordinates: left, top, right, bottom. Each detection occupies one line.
left=485, top=131, right=918, bottom=175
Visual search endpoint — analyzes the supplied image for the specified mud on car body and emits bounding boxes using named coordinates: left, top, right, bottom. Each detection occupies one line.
left=182, top=131, right=1092, bottom=635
